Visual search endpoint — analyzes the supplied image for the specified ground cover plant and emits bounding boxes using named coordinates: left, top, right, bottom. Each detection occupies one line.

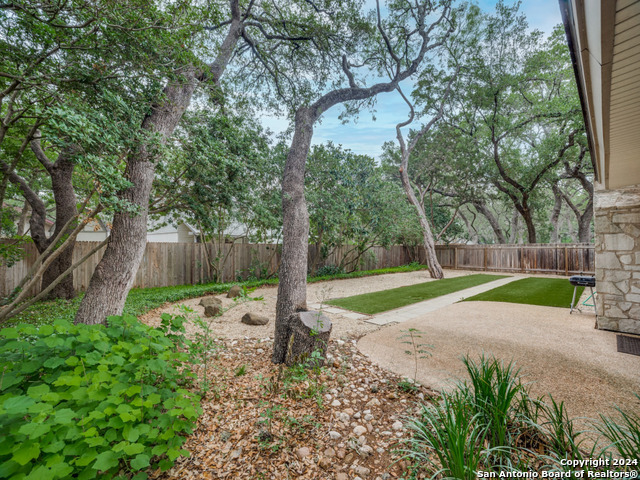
left=4, top=264, right=429, bottom=327
left=325, top=274, right=507, bottom=314
left=0, top=314, right=201, bottom=479
left=462, top=277, right=584, bottom=308
left=403, top=355, right=640, bottom=478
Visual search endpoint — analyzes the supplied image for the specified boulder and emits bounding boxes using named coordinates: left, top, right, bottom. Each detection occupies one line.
left=204, top=304, right=222, bottom=317
left=241, top=312, right=269, bottom=326
left=227, top=285, right=243, bottom=298
left=199, top=296, right=222, bottom=307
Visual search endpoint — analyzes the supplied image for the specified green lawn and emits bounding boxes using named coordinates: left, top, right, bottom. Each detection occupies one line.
left=325, top=274, right=508, bottom=314
left=461, top=277, right=583, bottom=308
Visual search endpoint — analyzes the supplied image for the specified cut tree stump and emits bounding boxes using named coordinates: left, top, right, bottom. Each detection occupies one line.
left=286, top=310, right=332, bottom=367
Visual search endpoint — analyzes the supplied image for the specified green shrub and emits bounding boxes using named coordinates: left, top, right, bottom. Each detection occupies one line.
left=597, top=395, right=640, bottom=463
left=0, top=314, right=201, bottom=479
left=405, top=391, right=492, bottom=480
left=404, top=355, right=640, bottom=476
left=315, top=264, right=345, bottom=277
left=461, top=354, right=523, bottom=452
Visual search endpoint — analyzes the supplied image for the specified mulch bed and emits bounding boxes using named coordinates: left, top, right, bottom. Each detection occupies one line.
left=150, top=336, right=438, bottom=480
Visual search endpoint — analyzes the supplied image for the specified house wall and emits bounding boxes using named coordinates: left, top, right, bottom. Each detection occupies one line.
left=177, top=223, right=196, bottom=243
left=595, top=185, right=640, bottom=334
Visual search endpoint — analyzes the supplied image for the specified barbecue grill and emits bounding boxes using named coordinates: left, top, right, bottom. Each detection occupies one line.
left=569, top=275, right=596, bottom=313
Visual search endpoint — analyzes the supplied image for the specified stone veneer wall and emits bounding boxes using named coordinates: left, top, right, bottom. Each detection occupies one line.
left=594, top=186, right=640, bottom=334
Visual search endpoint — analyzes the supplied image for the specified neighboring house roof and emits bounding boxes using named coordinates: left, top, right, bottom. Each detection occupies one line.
left=559, top=0, right=640, bottom=190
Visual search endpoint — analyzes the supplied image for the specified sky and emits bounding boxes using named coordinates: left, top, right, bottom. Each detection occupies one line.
left=259, top=0, right=564, bottom=159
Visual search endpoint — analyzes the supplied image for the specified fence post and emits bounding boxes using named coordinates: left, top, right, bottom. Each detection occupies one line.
left=454, top=247, right=458, bottom=270
left=521, top=247, right=525, bottom=273
left=564, top=246, right=568, bottom=276
left=483, top=247, right=488, bottom=272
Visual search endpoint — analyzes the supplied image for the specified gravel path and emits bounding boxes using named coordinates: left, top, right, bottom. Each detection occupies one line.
left=358, top=301, right=640, bottom=421
left=139, top=269, right=474, bottom=340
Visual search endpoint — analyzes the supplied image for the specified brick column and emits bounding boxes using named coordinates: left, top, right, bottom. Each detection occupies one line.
left=594, top=186, right=640, bottom=334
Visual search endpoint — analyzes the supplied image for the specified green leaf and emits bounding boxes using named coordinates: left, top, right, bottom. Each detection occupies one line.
left=42, top=440, right=65, bottom=453
left=65, top=356, right=79, bottom=366
left=75, top=450, right=98, bottom=467
left=24, top=464, right=50, bottom=479
left=43, top=357, right=66, bottom=369
left=123, top=443, right=145, bottom=455
left=130, top=454, right=150, bottom=470
left=53, top=408, right=76, bottom=424
left=167, top=448, right=181, bottom=461
left=12, top=442, right=40, bottom=466
left=0, top=327, right=18, bottom=339
left=17, top=422, right=51, bottom=439
left=151, top=444, right=167, bottom=456
left=0, top=372, right=23, bottom=391
left=27, top=384, right=50, bottom=398
left=49, top=462, right=74, bottom=478
left=2, top=395, right=35, bottom=414
left=124, top=425, right=140, bottom=442
left=92, top=450, right=119, bottom=471
left=39, top=325, right=54, bottom=336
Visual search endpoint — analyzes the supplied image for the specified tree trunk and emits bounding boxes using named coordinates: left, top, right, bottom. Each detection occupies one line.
left=24, top=145, right=79, bottom=300
left=273, top=108, right=313, bottom=364
left=509, top=208, right=519, bottom=244
left=578, top=205, right=593, bottom=243
left=75, top=71, right=199, bottom=325
left=458, top=210, right=479, bottom=244
left=74, top=4, right=244, bottom=324
left=286, top=311, right=332, bottom=367
left=550, top=184, right=563, bottom=243
left=522, top=208, right=537, bottom=244
left=473, top=200, right=507, bottom=244
left=16, top=201, right=30, bottom=235
left=399, top=161, right=444, bottom=279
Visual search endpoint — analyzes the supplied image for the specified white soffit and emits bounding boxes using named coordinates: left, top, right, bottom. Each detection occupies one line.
left=582, top=0, right=607, bottom=187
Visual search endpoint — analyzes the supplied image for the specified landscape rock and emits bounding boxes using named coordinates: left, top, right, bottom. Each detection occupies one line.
left=353, top=425, right=367, bottom=436
left=296, top=447, right=311, bottom=459
left=392, top=421, right=403, bottom=431
left=329, top=431, right=342, bottom=440
left=199, top=296, right=222, bottom=307
left=366, top=398, right=381, bottom=408
left=227, top=285, right=243, bottom=298
left=324, top=447, right=336, bottom=457
left=355, top=466, right=371, bottom=476
left=204, top=304, right=221, bottom=317
left=241, top=312, right=269, bottom=326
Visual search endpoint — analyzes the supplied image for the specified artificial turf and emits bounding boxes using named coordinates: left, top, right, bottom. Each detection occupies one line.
left=461, top=277, right=584, bottom=308
left=325, top=273, right=508, bottom=314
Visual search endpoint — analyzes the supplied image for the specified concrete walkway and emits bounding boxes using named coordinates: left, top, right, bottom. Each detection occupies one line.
left=365, top=275, right=521, bottom=325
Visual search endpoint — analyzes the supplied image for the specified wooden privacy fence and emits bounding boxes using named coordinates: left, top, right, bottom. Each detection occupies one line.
left=435, top=244, right=595, bottom=276
left=1, top=240, right=594, bottom=297
left=0, top=241, right=414, bottom=297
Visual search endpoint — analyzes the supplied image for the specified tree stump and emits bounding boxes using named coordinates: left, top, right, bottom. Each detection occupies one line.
left=286, top=310, right=332, bottom=367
